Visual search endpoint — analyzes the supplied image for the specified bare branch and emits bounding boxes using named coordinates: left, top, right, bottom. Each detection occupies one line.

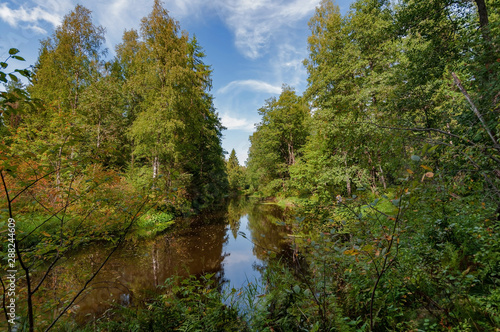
left=43, top=198, right=150, bottom=332
left=451, top=72, right=500, bottom=152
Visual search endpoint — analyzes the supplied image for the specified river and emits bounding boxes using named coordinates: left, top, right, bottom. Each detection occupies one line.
left=43, top=197, right=292, bottom=324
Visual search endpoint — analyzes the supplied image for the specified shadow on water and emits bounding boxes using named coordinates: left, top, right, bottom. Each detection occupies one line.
left=41, top=197, right=293, bottom=324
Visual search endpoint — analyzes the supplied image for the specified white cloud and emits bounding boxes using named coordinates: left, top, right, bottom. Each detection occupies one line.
left=0, top=3, right=62, bottom=30
left=269, top=42, right=310, bottom=93
left=166, top=0, right=212, bottom=19
left=32, top=0, right=74, bottom=14
left=218, top=79, right=282, bottom=95
left=1, top=0, right=320, bottom=60
left=94, top=0, right=149, bottom=54
left=213, top=0, right=319, bottom=59
left=220, top=113, right=255, bottom=132
left=149, top=0, right=320, bottom=59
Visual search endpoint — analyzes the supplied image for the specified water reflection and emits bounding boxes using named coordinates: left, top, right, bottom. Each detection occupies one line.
left=43, top=197, right=291, bottom=323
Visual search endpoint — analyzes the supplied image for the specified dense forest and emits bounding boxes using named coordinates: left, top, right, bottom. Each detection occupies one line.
left=244, top=0, right=500, bottom=330
left=1, top=0, right=499, bottom=330
left=1, top=1, right=228, bottom=330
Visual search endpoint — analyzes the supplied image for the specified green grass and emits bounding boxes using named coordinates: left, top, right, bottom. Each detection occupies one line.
left=131, top=211, right=175, bottom=239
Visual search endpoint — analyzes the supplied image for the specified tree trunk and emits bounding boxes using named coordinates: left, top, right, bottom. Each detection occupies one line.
left=344, top=152, right=351, bottom=196
left=378, top=153, right=387, bottom=190
left=73, top=70, right=80, bottom=114
left=288, top=142, right=295, bottom=165
left=152, top=156, right=159, bottom=179
left=366, top=150, right=377, bottom=193
left=474, top=0, right=489, bottom=30
left=96, top=117, right=101, bottom=148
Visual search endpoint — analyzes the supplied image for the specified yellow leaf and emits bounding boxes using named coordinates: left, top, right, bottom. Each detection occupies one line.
left=406, top=169, right=414, bottom=174
left=41, top=231, right=51, bottom=237
left=344, top=249, right=359, bottom=256
left=421, top=165, right=433, bottom=171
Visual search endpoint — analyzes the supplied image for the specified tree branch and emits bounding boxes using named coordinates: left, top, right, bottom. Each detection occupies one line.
left=451, top=72, right=500, bottom=153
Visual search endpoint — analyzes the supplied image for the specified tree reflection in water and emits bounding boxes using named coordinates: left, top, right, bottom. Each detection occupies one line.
left=42, top=197, right=291, bottom=324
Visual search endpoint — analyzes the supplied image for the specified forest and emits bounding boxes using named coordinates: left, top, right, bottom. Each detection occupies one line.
left=1, top=0, right=499, bottom=331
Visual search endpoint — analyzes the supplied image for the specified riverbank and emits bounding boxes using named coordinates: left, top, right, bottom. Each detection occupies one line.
left=2, top=198, right=293, bottom=330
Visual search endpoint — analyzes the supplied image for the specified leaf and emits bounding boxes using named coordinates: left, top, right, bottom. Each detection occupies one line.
left=8, top=73, right=18, bottom=82
left=15, top=69, right=30, bottom=78
left=427, top=145, right=439, bottom=153
left=12, top=55, right=25, bottom=61
left=41, top=231, right=52, bottom=237
left=344, top=249, right=359, bottom=256
left=362, top=245, right=375, bottom=252
left=8, top=48, right=20, bottom=55
left=420, top=165, right=433, bottom=171
left=411, top=155, right=420, bottom=161
left=406, top=168, right=414, bottom=174
left=421, top=172, right=434, bottom=181
left=293, top=285, right=301, bottom=294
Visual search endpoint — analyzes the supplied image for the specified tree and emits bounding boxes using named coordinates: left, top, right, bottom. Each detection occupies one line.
left=78, top=75, right=129, bottom=167
left=296, top=0, right=400, bottom=202
left=393, top=0, right=500, bottom=204
left=247, top=86, right=309, bottom=196
left=1, top=49, right=152, bottom=332
left=227, top=149, right=244, bottom=193
left=26, top=5, right=108, bottom=187
left=30, top=5, right=106, bottom=113
left=123, top=0, right=227, bottom=207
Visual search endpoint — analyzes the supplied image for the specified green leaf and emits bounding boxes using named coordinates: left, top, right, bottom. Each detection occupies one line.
left=8, top=48, right=20, bottom=55
left=15, top=69, right=30, bottom=78
left=293, top=285, right=301, bottom=294
left=0, top=62, right=7, bottom=69
left=12, top=55, right=25, bottom=61
left=8, top=73, right=18, bottom=82
left=411, top=155, right=420, bottom=161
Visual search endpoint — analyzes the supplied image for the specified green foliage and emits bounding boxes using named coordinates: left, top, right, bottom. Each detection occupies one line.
left=0, top=3, right=228, bottom=331
left=227, top=149, right=246, bottom=193
left=132, top=210, right=175, bottom=238
left=2, top=0, right=499, bottom=330
left=0, top=49, right=36, bottom=138
left=122, top=0, right=228, bottom=206
left=246, top=85, right=310, bottom=196
left=86, top=274, right=248, bottom=332
left=30, top=5, right=106, bottom=112
left=245, top=262, right=353, bottom=332
left=243, top=0, right=500, bottom=330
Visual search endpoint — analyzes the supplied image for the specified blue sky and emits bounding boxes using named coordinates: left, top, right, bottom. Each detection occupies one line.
left=0, top=0, right=353, bottom=164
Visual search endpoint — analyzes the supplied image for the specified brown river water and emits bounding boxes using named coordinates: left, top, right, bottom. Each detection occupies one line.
left=42, top=198, right=293, bottom=324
